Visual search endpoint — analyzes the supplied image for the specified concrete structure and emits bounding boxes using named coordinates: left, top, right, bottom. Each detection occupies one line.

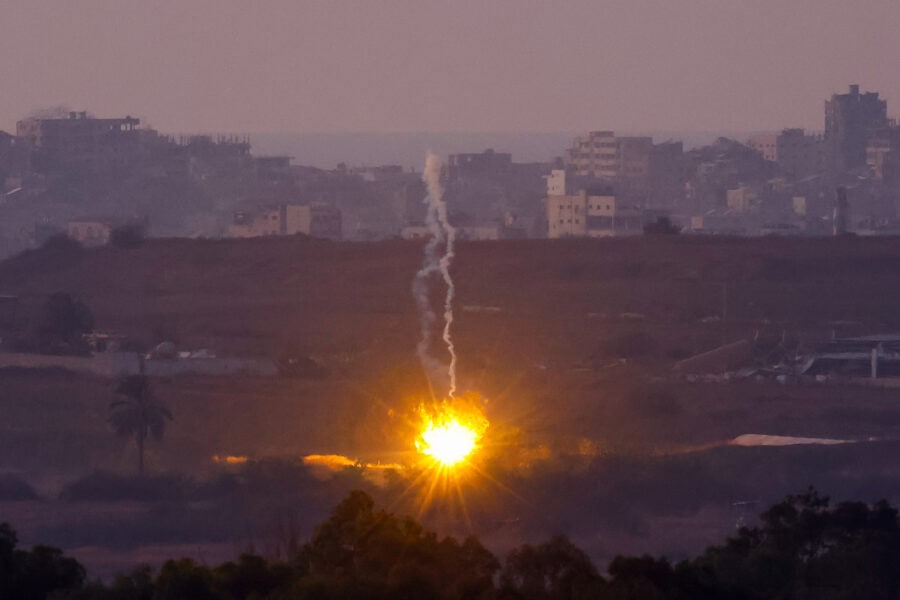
left=230, top=203, right=342, bottom=240
left=647, top=141, right=684, bottom=208
left=866, top=124, right=900, bottom=182
left=833, top=186, right=849, bottom=236
left=0, top=131, right=29, bottom=181
left=66, top=219, right=114, bottom=246
left=0, top=351, right=276, bottom=378
left=747, top=134, right=778, bottom=162
left=801, top=335, right=900, bottom=380
left=616, top=136, right=654, bottom=179
left=725, top=186, right=757, bottom=212
left=825, top=85, right=888, bottom=171
left=447, top=149, right=512, bottom=178
left=776, top=129, right=825, bottom=179
left=546, top=169, right=567, bottom=196
left=400, top=224, right=500, bottom=241
left=545, top=172, right=642, bottom=238
left=16, top=112, right=141, bottom=172
left=565, top=132, right=684, bottom=208
left=566, top=131, right=618, bottom=178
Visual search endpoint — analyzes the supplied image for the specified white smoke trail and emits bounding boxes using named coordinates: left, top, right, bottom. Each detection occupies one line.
left=412, top=153, right=457, bottom=397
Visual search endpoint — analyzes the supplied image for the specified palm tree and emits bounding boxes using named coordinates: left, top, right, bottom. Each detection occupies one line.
left=107, top=375, right=173, bottom=475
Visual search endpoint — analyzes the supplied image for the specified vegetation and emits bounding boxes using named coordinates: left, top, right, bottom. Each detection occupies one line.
left=0, top=523, right=85, bottom=600
left=107, top=375, right=173, bottom=475
left=109, top=222, right=147, bottom=249
left=38, top=291, right=94, bottom=354
left=6, top=488, right=900, bottom=599
left=643, top=216, right=681, bottom=235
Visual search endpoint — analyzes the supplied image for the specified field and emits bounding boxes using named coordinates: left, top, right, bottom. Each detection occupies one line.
left=2, top=234, right=900, bottom=576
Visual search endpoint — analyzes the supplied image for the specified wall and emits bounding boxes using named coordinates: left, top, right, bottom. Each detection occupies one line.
left=0, top=352, right=276, bottom=378
left=0, top=352, right=139, bottom=377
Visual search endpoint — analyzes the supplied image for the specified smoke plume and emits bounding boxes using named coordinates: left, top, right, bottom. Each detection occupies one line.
left=412, top=153, right=458, bottom=397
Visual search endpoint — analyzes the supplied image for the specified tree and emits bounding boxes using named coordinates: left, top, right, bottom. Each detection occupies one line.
left=109, top=222, right=146, bottom=249
left=0, top=522, right=85, bottom=600
left=687, top=488, right=900, bottom=600
left=643, top=216, right=681, bottom=235
left=499, top=534, right=604, bottom=600
left=301, top=490, right=499, bottom=599
left=39, top=292, right=94, bottom=353
left=108, top=375, right=173, bottom=475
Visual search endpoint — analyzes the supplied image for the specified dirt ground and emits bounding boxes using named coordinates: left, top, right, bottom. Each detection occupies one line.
left=3, top=235, right=900, bottom=576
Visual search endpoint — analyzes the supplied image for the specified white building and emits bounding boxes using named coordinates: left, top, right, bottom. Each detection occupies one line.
left=545, top=170, right=642, bottom=238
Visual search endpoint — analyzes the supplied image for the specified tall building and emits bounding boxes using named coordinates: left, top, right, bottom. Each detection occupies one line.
left=647, top=141, right=684, bottom=208
left=825, top=85, right=888, bottom=172
left=565, top=131, right=683, bottom=208
left=776, top=129, right=825, bottom=179
left=566, top=131, right=618, bottom=179
left=16, top=111, right=142, bottom=173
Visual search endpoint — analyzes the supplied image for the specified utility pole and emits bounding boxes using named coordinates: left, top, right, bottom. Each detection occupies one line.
left=721, top=281, right=728, bottom=345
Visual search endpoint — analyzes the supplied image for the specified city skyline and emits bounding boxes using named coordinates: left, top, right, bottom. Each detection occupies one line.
left=1, top=0, right=899, bottom=135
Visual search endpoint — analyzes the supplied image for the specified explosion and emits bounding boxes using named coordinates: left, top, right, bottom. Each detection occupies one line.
left=416, top=401, right=489, bottom=469
left=419, top=419, right=478, bottom=466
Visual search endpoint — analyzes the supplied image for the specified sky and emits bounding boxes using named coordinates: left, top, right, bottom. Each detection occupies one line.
left=1, top=0, right=898, bottom=135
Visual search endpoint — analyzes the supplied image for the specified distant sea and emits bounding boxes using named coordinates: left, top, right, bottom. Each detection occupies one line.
left=236, top=131, right=758, bottom=170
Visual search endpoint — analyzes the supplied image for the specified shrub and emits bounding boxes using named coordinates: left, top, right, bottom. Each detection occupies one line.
left=40, top=233, right=83, bottom=253
left=643, top=216, right=681, bottom=235
left=38, top=292, right=94, bottom=355
left=109, top=222, right=146, bottom=249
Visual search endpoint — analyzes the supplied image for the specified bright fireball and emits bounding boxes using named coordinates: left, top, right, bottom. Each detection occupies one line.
left=419, top=419, right=478, bottom=466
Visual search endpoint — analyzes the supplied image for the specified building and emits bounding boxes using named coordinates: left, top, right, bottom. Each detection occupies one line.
left=545, top=170, right=642, bottom=238
left=747, top=134, right=778, bottom=162
left=447, top=149, right=512, bottom=178
left=776, top=129, right=825, bottom=179
left=230, top=204, right=342, bottom=240
left=725, top=186, right=758, bottom=212
left=16, top=112, right=141, bottom=172
left=825, top=85, right=888, bottom=172
left=865, top=124, right=900, bottom=182
left=616, top=136, right=654, bottom=179
left=800, top=335, right=900, bottom=380
left=566, top=131, right=618, bottom=179
left=400, top=224, right=501, bottom=241
left=565, top=132, right=683, bottom=208
left=66, top=219, right=114, bottom=246
left=647, top=141, right=685, bottom=208
left=0, top=131, right=29, bottom=182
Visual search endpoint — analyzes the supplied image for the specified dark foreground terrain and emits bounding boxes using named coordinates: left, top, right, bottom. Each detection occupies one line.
left=2, top=235, right=900, bottom=576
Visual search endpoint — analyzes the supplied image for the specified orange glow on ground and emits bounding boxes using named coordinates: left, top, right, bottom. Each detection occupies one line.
left=212, top=454, right=248, bottom=465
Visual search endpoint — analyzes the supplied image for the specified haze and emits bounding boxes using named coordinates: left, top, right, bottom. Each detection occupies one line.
left=2, top=0, right=898, bottom=134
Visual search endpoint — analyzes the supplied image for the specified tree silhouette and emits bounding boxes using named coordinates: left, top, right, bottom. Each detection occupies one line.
left=0, top=522, right=85, bottom=600
left=39, top=291, right=93, bottom=354
left=499, top=534, right=604, bottom=600
left=108, top=375, right=173, bottom=475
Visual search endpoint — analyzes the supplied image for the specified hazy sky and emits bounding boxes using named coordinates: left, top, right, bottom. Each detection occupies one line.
left=2, top=0, right=898, bottom=135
